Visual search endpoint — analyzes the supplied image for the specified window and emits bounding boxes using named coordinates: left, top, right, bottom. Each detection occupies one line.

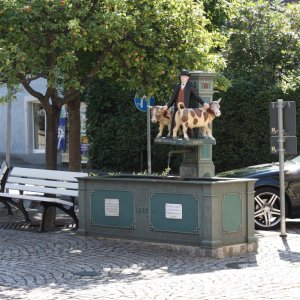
left=32, top=103, right=46, bottom=151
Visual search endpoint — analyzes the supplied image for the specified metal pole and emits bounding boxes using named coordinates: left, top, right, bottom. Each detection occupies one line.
left=277, top=99, right=286, bottom=237
left=6, top=98, right=11, bottom=168
left=147, top=99, right=151, bottom=175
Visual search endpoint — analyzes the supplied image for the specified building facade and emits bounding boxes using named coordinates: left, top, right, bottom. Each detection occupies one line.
left=0, top=79, right=50, bottom=165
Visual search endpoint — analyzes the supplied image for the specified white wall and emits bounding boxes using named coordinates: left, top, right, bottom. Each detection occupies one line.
left=0, top=78, right=47, bottom=163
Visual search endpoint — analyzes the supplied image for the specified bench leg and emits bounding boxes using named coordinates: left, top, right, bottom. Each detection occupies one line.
left=0, top=199, right=13, bottom=215
left=56, top=204, right=79, bottom=230
left=4, top=197, right=30, bottom=222
left=40, top=202, right=78, bottom=231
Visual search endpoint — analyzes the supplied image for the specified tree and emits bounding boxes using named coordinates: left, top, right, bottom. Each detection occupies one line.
left=213, top=1, right=300, bottom=172
left=203, top=0, right=233, bottom=31
left=0, top=0, right=226, bottom=171
left=225, top=0, right=300, bottom=84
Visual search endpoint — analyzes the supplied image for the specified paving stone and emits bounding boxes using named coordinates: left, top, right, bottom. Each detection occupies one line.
left=1, top=207, right=300, bottom=299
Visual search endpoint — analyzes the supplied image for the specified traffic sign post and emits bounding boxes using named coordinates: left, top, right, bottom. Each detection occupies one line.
left=134, top=96, right=155, bottom=175
left=147, top=98, right=151, bottom=175
left=277, top=99, right=287, bottom=237
left=269, top=100, right=297, bottom=237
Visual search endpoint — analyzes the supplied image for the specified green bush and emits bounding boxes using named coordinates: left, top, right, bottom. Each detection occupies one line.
left=84, top=78, right=300, bottom=175
left=84, top=79, right=179, bottom=173
left=213, top=77, right=300, bottom=173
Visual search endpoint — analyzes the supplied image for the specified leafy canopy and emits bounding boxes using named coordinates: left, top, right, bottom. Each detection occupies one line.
left=225, top=0, right=300, bottom=88
left=213, top=1, right=300, bottom=172
left=0, top=0, right=226, bottom=100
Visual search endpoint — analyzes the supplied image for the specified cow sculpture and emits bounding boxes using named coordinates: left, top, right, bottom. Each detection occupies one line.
left=151, top=106, right=174, bottom=138
left=173, top=99, right=221, bottom=141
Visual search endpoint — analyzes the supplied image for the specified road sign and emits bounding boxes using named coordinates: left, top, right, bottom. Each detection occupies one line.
left=270, top=136, right=297, bottom=155
left=269, top=100, right=297, bottom=155
left=270, top=101, right=296, bottom=136
left=134, top=96, right=155, bottom=112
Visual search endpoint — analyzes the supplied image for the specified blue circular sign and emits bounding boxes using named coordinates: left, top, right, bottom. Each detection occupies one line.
left=134, top=96, right=155, bottom=112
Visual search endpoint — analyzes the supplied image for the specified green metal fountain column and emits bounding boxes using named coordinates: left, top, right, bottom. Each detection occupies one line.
left=154, top=71, right=218, bottom=177
left=179, top=71, right=217, bottom=177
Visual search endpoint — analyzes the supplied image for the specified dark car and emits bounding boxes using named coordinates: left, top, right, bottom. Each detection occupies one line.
left=217, top=156, right=300, bottom=230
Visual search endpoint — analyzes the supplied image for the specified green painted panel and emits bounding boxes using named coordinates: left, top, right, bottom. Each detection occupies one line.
left=150, top=193, right=199, bottom=234
left=222, top=193, right=242, bottom=232
left=200, top=144, right=211, bottom=159
left=91, top=190, right=134, bottom=228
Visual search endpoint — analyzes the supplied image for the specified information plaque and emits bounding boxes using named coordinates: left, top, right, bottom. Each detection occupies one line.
left=165, top=203, right=183, bottom=219
left=105, top=198, right=120, bottom=217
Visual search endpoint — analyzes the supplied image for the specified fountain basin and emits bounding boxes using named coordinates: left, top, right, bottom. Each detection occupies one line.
left=77, top=175, right=257, bottom=257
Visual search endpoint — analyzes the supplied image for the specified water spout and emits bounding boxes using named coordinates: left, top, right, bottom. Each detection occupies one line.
left=167, top=149, right=192, bottom=169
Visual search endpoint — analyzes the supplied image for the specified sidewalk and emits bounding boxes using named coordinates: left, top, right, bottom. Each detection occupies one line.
left=1, top=157, right=300, bottom=299
left=0, top=205, right=300, bottom=299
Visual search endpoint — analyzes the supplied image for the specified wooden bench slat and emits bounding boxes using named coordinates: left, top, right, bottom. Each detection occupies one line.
left=0, top=192, right=73, bottom=206
left=10, top=167, right=88, bottom=182
left=5, top=183, right=78, bottom=197
left=0, top=166, right=87, bottom=231
left=7, top=177, right=78, bottom=189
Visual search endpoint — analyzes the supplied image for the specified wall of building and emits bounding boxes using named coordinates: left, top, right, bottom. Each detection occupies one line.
left=0, top=79, right=48, bottom=165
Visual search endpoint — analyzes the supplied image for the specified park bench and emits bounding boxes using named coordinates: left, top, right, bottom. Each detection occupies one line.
left=0, top=167, right=88, bottom=231
left=0, top=161, right=12, bottom=215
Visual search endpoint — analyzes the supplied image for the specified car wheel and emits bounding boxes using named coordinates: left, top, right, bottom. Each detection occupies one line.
left=254, top=187, right=284, bottom=230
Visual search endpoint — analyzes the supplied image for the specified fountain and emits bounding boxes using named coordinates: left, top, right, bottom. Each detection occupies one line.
left=77, top=71, right=257, bottom=258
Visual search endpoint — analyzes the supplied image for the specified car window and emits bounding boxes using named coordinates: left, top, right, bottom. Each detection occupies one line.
left=290, top=156, right=300, bottom=164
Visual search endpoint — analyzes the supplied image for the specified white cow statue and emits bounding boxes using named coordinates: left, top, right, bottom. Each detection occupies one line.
left=151, top=106, right=174, bottom=138
left=173, top=99, right=221, bottom=140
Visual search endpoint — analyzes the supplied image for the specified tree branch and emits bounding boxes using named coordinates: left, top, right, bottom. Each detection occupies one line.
left=46, top=32, right=56, bottom=68
left=18, top=73, right=45, bottom=100
left=80, top=0, right=99, bottom=23
left=26, top=74, right=44, bottom=83
left=113, top=51, right=131, bottom=70
left=63, top=90, right=81, bottom=105
left=81, top=47, right=110, bottom=88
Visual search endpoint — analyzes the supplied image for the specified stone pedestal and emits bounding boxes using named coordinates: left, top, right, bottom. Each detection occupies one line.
left=180, top=145, right=215, bottom=177
left=154, top=138, right=216, bottom=177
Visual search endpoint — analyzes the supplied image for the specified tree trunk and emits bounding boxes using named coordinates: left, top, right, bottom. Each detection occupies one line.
left=46, top=106, right=60, bottom=170
left=44, top=105, right=60, bottom=230
left=68, top=95, right=82, bottom=171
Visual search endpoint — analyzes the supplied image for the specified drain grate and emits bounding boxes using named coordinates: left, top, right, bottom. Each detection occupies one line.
left=0, top=222, right=75, bottom=232
left=0, top=222, right=39, bottom=231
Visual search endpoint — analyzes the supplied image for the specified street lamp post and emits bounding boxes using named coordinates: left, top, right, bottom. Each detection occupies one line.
left=6, top=98, right=11, bottom=168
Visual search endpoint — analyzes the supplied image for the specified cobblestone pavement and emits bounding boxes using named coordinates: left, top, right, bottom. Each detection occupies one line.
left=1, top=208, right=300, bottom=300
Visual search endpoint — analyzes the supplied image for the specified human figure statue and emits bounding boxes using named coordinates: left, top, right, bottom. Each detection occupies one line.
left=163, top=69, right=209, bottom=138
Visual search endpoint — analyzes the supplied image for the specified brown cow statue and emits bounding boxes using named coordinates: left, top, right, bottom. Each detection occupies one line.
left=172, top=99, right=221, bottom=140
left=151, top=106, right=174, bottom=138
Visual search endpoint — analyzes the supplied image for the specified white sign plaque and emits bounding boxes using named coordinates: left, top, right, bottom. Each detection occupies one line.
left=165, top=203, right=182, bottom=219
left=105, top=198, right=119, bottom=216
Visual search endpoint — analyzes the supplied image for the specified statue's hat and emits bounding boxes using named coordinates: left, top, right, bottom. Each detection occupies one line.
left=180, top=69, right=191, bottom=76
